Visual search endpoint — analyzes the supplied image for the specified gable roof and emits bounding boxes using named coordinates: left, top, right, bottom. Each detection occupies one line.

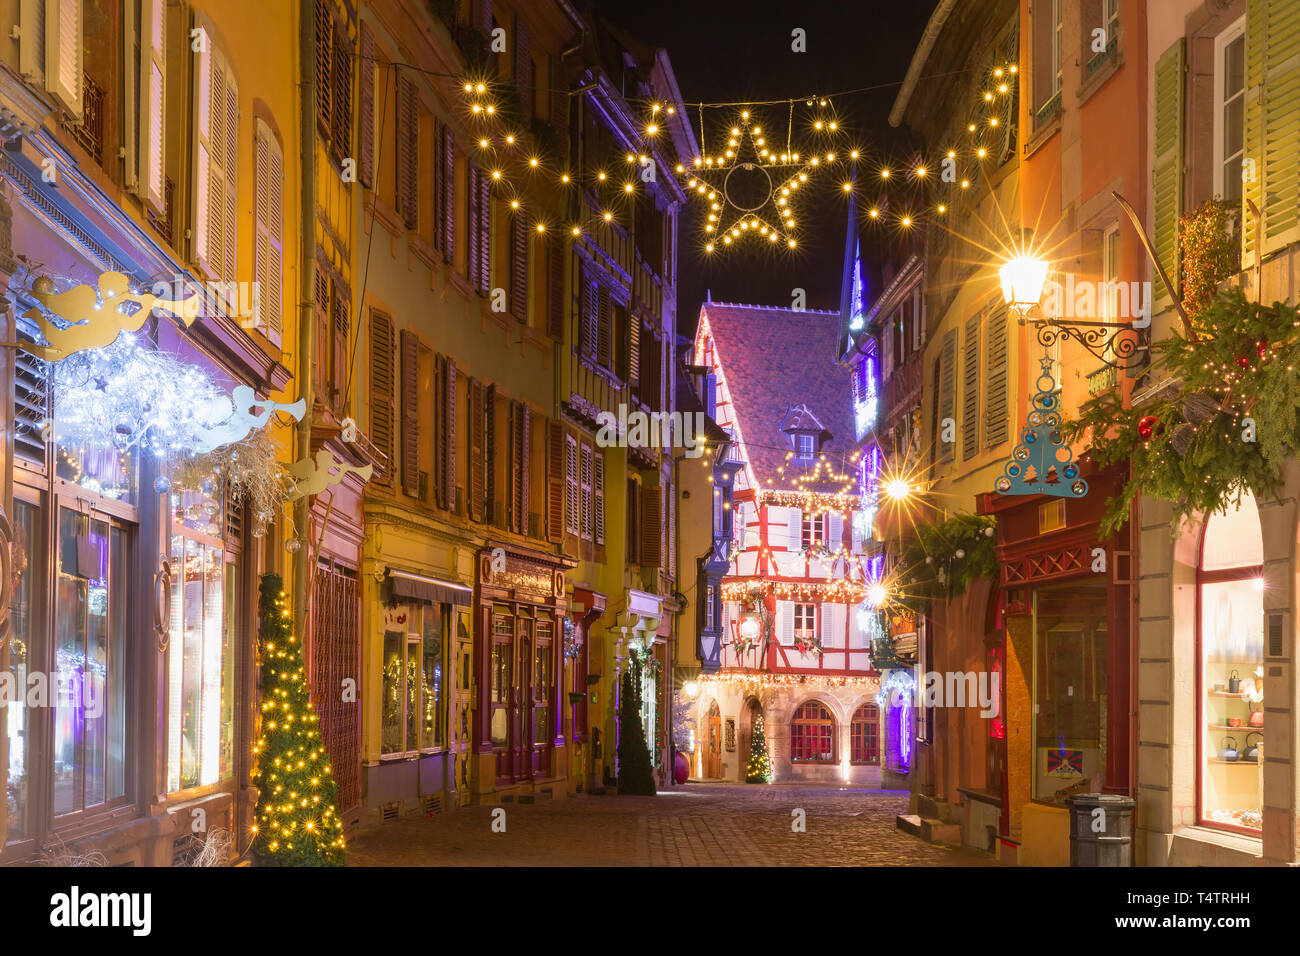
left=779, top=403, right=828, bottom=436
left=700, top=301, right=853, bottom=489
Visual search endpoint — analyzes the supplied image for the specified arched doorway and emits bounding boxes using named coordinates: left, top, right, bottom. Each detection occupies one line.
left=739, top=697, right=762, bottom=781
left=705, top=700, right=722, bottom=778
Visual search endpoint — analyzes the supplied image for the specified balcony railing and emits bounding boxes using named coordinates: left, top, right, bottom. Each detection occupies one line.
left=67, top=72, right=105, bottom=165
left=1086, top=364, right=1118, bottom=395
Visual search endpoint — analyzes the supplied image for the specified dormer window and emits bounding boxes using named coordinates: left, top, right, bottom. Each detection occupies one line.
left=780, top=403, right=829, bottom=464
left=795, top=433, right=816, bottom=460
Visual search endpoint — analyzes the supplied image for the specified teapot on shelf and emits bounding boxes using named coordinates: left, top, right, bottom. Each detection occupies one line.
left=1218, top=736, right=1240, bottom=761
left=1244, top=733, right=1262, bottom=762
left=1228, top=670, right=1241, bottom=693
left=1249, top=709, right=1264, bottom=728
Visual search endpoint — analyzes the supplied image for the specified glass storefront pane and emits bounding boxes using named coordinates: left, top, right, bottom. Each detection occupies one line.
left=5, top=499, right=40, bottom=841
left=167, top=533, right=184, bottom=793
left=54, top=509, right=86, bottom=816
left=422, top=606, right=443, bottom=750
left=1033, top=580, right=1107, bottom=802
left=108, top=527, right=127, bottom=801
left=180, top=537, right=203, bottom=788
left=1201, top=576, right=1264, bottom=831
left=405, top=639, right=419, bottom=753
left=201, top=547, right=224, bottom=786
left=221, top=564, right=236, bottom=780
left=381, top=630, right=404, bottom=754
left=83, top=519, right=108, bottom=808
left=55, top=441, right=138, bottom=505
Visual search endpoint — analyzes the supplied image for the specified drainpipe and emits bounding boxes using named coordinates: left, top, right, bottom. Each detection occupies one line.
left=887, top=0, right=958, bottom=128
left=293, top=3, right=317, bottom=645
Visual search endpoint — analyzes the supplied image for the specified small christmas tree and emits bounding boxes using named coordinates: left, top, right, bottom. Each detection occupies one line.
left=746, top=711, right=773, bottom=783
left=617, top=664, right=656, bottom=795
left=252, top=574, right=346, bottom=865
left=995, top=354, right=1087, bottom=499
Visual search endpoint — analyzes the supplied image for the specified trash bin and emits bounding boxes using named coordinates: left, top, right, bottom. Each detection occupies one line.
left=1067, top=793, right=1135, bottom=866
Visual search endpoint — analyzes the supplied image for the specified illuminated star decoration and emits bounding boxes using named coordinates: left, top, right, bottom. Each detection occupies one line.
left=678, top=100, right=847, bottom=254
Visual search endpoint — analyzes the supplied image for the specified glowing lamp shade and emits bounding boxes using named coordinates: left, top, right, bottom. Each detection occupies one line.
left=739, top=615, right=761, bottom=641
left=999, top=256, right=1049, bottom=313
left=684, top=680, right=700, bottom=700
left=884, top=479, right=910, bottom=501
left=866, top=583, right=888, bottom=607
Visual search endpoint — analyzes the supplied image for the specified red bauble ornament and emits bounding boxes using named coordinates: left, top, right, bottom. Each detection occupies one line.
left=1257, top=336, right=1269, bottom=359
left=1138, top=415, right=1158, bottom=440
left=1237, top=354, right=1251, bottom=369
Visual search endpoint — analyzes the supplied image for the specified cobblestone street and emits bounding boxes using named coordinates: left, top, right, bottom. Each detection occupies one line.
left=347, top=783, right=999, bottom=866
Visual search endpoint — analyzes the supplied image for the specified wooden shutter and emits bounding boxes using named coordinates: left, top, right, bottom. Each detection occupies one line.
left=370, top=309, right=395, bottom=480
left=358, top=23, right=375, bottom=187
left=640, top=485, right=661, bottom=567
left=787, top=507, right=802, bottom=551
left=192, top=27, right=238, bottom=286
left=984, top=312, right=1010, bottom=447
left=1152, top=37, right=1184, bottom=309
left=468, top=166, right=482, bottom=293
left=547, top=420, right=564, bottom=542
left=440, top=128, right=456, bottom=260
left=564, top=434, right=579, bottom=535
left=628, top=318, right=641, bottom=388
left=1244, top=0, right=1300, bottom=259
left=778, top=601, right=794, bottom=644
left=332, top=287, right=349, bottom=409
left=400, top=330, right=420, bottom=496
left=580, top=269, right=598, bottom=360
left=510, top=210, right=529, bottom=322
left=331, top=21, right=352, bottom=162
left=579, top=443, right=593, bottom=540
left=938, top=328, right=958, bottom=463
left=593, top=450, right=605, bottom=546
left=138, top=0, right=166, bottom=214
left=820, top=603, right=834, bottom=646
left=254, top=119, right=285, bottom=346
left=961, top=314, right=981, bottom=460
left=597, top=287, right=611, bottom=367
left=520, top=405, right=531, bottom=534
left=514, top=15, right=532, bottom=123
left=469, top=379, right=485, bottom=521
left=484, top=385, right=497, bottom=524
left=313, top=271, right=331, bottom=400
left=547, top=234, right=565, bottom=339
left=45, top=0, right=82, bottom=118
left=397, top=75, right=419, bottom=229
left=315, top=0, right=332, bottom=133
left=469, top=167, right=491, bottom=294
left=827, top=512, right=843, bottom=551
left=626, top=477, right=639, bottom=564
left=510, top=402, right=529, bottom=534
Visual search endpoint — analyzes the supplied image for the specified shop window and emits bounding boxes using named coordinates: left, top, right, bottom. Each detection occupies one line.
left=55, top=433, right=139, bottom=505
left=5, top=499, right=42, bottom=842
left=1032, top=578, right=1107, bottom=803
left=534, top=617, right=553, bottom=745
left=381, top=603, right=448, bottom=756
left=166, top=525, right=233, bottom=793
left=1199, top=491, right=1264, bottom=834
left=55, top=509, right=131, bottom=816
left=850, top=704, right=879, bottom=764
left=489, top=610, right=513, bottom=747
left=790, top=700, right=835, bottom=763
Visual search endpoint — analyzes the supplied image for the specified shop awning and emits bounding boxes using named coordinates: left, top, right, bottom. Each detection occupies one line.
left=386, top=569, right=472, bottom=606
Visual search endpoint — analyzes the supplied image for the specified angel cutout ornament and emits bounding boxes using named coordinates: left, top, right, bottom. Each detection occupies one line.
left=193, top=386, right=307, bottom=453
left=284, top=449, right=374, bottom=501
left=6, top=271, right=201, bottom=362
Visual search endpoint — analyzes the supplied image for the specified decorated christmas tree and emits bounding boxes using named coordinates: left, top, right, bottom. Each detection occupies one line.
left=252, top=574, right=346, bottom=865
left=746, top=711, right=773, bottom=783
left=617, top=664, right=656, bottom=795
left=996, top=354, right=1087, bottom=499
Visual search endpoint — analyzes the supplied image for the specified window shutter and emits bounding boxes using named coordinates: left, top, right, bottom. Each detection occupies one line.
left=514, top=15, right=532, bottom=123
left=137, top=0, right=166, bottom=214
left=400, top=329, right=420, bottom=496
left=314, top=0, right=331, bottom=132
left=45, top=0, right=82, bottom=118
left=547, top=234, right=565, bottom=339
left=626, top=477, right=640, bottom=564
left=397, top=75, right=419, bottom=229
left=640, top=485, right=661, bottom=567
left=1244, top=0, right=1300, bottom=259
left=579, top=443, right=593, bottom=540
left=469, top=379, right=485, bottom=521
left=221, top=62, right=239, bottom=290
left=331, top=22, right=352, bottom=162
left=314, top=271, right=331, bottom=399
left=1152, top=37, right=1184, bottom=309
left=18, top=0, right=46, bottom=86
left=779, top=601, right=794, bottom=645
left=440, top=127, right=456, bottom=260
left=827, top=512, right=843, bottom=551
left=787, top=508, right=802, bottom=551
left=439, top=356, right=457, bottom=510
left=984, top=312, right=1009, bottom=447
left=193, top=25, right=217, bottom=279
left=254, top=120, right=285, bottom=346
left=369, top=309, right=395, bottom=480
left=961, top=314, right=981, bottom=460
left=547, top=420, right=565, bottom=542
left=821, top=603, right=835, bottom=646
left=938, top=328, right=958, bottom=463
left=666, top=481, right=674, bottom=574
left=564, top=434, right=579, bottom=535
left=628, top=318, right=641, bottom=388
left=484, top=385, right=497, bottom=524
left=468, top=166, right=482, bottom=292
left=580, top=269, right=598, bottom=359
left=510, top=210, right=529, bottom=322
left=521, top=405, right=530, bottom=535
left=332, top=288, right=349, bottom=409
left=509, top=402, right=530, bottom=534
left=358, top=23, right=375, bottom=187
left=468, top=168, right=491, bottom=294
left=597, top=286, right=611, bottom=367
left=593, top=451, right=605, bottom=546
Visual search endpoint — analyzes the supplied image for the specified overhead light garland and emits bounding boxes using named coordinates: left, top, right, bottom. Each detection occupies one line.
left=699, top=672, right=880, bottom=691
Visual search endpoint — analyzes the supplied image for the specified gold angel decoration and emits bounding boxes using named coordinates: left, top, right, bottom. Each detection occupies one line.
left=283, top=449, right=374, bottom=501
left=5, top=270, right=201, bottom=362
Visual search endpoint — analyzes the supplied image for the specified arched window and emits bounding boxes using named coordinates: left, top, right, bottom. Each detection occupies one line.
left=791, top=700, right=835, bottom=762
left=1198, top=491, right=1264, bottom=834
left=850, top=704, right=880, bottom=764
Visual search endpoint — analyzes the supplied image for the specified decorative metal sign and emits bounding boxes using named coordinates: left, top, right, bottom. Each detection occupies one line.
left=995, top=355, right=1088, bottom=499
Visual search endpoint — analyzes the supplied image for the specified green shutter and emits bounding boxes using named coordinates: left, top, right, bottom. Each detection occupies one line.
left=1244, top=0, right=1300, bottom=261
left=938, top=328, right=958, bottom=464
left=1152, top=37, right=1184, bottom=311
left=984, top=311, right=1010, bottom=448
left=961, top=314, right=981, bottom=460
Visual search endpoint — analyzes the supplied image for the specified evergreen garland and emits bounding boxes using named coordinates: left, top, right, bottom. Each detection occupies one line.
left=896, top=512, right=998, bottom=611
left=251, top=574, right=346, bottom=866
left=745, top=711, right=773, bottom=783
left=1070, top=288, right=1300, bottom=537
left=616, top=663, right=656, bottom=795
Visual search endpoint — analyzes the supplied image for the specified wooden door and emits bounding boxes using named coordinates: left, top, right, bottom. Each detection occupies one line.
left=490, top=611, right=514, bottom=781
left=515, top=618, right=533, bottom=780
left=705, top=701, right=722, bottom=778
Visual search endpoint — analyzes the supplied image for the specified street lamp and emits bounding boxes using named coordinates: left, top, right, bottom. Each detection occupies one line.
left=738, top=615, right=761, bottom=642
left=999, top=255, right=1050, bottom=320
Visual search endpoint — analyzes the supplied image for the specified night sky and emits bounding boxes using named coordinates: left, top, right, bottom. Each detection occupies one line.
left=591, top=0, right=941, bottom=337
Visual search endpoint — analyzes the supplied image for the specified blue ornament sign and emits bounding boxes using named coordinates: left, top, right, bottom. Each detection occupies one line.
left=995, top=355, right=1088, bottom=499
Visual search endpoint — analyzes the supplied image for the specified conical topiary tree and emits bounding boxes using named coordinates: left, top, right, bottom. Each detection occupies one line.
left=252, top=574, right=346, bottom=865
left=746, top=710, right=773, bottom=783
left=617, top=662, right=656, bottom=795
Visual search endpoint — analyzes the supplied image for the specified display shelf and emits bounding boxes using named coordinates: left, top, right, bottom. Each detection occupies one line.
left=1207, top=723, right=1262, bottom=731
left=1208, top=758, right=1259, bottom=765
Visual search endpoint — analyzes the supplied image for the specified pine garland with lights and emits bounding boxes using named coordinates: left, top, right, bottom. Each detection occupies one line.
left=897, top=513, right=997, bottom=611
left=252, top=574, right=346, bottom=866
left=617, top=663, right=656, bottom=796
left=745, top=711, right=773, bottom=784
left=1070, top=288, right=1300, bottom=537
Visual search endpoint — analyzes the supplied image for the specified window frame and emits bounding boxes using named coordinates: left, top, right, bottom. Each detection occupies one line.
left=790, top=699, right=836, bottom=764
left=850, top=704, right=880, bottom=765
left=1212, top=17, right=1247, bottom=203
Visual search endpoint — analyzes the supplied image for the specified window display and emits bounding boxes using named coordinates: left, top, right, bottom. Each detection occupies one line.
left=1199, top=493, right=1264, bottom=833
left=5, top=500, right=40, bottom=842
left=381, top=602, right=448, bottom=756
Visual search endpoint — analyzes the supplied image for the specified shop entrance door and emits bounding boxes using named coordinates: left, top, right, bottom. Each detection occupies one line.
left=513, top=617, right=534, bottom=781
left=705, top=701, right=722, bottom=778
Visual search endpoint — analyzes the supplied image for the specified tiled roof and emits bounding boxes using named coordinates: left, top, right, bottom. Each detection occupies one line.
left=779, top=403, right=828, bottom=435
left=701, top=301, right=853, bottom=488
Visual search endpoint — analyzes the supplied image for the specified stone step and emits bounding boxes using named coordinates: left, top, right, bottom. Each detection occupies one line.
left=896, top=812, right=961, bottom=845
left=896, top=813, right=923, bottom=837
left=916, top=794, right=950, bottom=821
